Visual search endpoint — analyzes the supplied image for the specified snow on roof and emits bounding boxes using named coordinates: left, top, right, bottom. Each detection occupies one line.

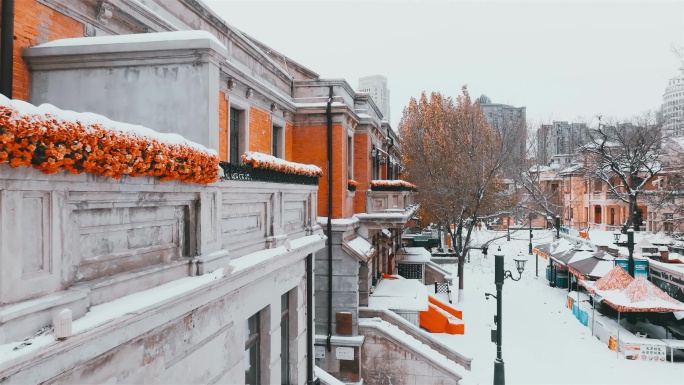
left=317, top=217, right=359, bottom=226
left=36, top=30, right=226, bottom=51
left=397, top=247, right=431, bottom=263
left=343, top=236, right=375, bottom=261
left=368, top=279, right=429, bottom=311
left=231, top=234, right=325, bottom=273
left=242, top=151, right=322, bottom=176
left=602, top=275, right=684, bottom=313
left=0, top=94, right=215, bottom=155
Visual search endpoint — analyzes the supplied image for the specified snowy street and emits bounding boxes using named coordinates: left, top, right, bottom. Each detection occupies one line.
left=438, top=230, right=683, bottom=385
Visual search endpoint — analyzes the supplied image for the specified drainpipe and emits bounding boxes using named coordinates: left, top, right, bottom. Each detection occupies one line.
left=325, top=86, right=335, bottom=353
left=306, top=253, right=315, bottom=384
left=1, top=0, right=15, bottom=98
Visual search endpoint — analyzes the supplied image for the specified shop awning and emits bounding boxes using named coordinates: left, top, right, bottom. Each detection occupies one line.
left=602, top=275, right=684, bottom=313
left=579, top=264, right=634, bottom=296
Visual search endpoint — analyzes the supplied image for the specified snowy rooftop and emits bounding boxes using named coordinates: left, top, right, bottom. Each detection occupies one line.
left=36, top=30, right=226, bottom=52
left=368, top=279, right=428, bottom=311
left=397, top=247, right=432, bottom=263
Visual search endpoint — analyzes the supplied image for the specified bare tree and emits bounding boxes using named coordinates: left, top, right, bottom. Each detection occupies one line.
left=399, top=87, right=517, bottom=301
left=580, top=113, right=665, bottom=229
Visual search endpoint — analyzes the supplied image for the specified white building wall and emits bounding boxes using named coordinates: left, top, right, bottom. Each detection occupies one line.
left=662, top=67, right=684, bottom=137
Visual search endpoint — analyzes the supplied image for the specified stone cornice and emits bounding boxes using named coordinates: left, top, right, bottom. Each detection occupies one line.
left=220, top=62, right=297, bottom=112
left=241, top=32, right=319, bottom=80
left=36, top=0, right=176, bottom=35
left=23, top=36, right=227, bottom=71
left=180, top=0, right=294, bottom=86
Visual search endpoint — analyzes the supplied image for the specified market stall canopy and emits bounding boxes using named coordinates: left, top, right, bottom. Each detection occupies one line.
left=579, top=265, right=634, bottom=296
left=551, top=243, right=595, bottom=266
left=568, top=251, right=615, bottom=280
left=602, top=275, right=684, bottom=313
left=533, top=243, right=552, bottom=260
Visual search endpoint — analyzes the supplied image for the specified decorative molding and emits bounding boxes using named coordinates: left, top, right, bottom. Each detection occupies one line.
left=270, top=103, right=277, bottom=112
left=246, top=88, right=254, bottom=99
left=226, top=77, right=236, bottom=90
left=83, top=24, right=96, bottom=37
left=96, top=1, right=114, bottom=24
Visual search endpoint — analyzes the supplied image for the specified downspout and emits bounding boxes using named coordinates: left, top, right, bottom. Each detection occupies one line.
left=306, top=253, right=315, bottom=384
left=325, top=86, right=333, bottom=352
left=1, top=0, right=15, bottom=98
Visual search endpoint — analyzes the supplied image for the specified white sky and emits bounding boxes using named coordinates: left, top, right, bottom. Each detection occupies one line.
left=203, top=0, right=684, bottom=128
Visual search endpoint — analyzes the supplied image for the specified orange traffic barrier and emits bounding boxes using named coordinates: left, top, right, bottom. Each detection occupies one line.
left=381, top=274, right=398, bottom=280
left=419, top=295, right=464, bottom=334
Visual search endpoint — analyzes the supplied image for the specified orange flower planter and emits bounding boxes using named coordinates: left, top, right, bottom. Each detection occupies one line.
left=0, top=104, right=219, bottom=184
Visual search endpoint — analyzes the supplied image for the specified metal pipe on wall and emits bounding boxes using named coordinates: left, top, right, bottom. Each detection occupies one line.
left=325, top=85, right=333, bottom=352
left=306, top=253, right=315, bottom=384
left=1, top=0, right=15, bottom=98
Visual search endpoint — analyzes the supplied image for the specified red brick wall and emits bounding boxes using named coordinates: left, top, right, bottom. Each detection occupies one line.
left=218, top=92, right=228, bottom=161
left=292, top=124, right=350, bottom=218
left=249, top=106, right=271, bottom=154
left=353, top=132, right=371, bottom=214
left=1, top=0, right=84, bottom=100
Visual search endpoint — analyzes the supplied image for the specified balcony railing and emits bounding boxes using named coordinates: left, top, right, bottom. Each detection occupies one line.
left=365, top=189, right=417, bottom=214
left=219, top=162, right=319, bottom=185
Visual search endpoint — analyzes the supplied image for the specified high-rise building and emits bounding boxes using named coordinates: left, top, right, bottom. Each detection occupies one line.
left=662, top=66, right=684, bottom=137
left=478, top=95, right=527, bottom=172
left=536, top=121, right=588, bottom=167
left=358, top=75, right=391, bottom=123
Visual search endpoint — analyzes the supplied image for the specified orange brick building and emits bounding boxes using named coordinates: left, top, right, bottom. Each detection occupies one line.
left=0, top=1, right=465, bottom=384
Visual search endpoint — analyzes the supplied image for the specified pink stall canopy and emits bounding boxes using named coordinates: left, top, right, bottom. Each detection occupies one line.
left=579, top=265, right=634, bottom=296
left=601, top=275, right=684, bottom=313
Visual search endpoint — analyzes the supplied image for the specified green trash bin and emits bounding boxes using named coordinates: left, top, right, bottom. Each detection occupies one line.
left=556, top=271, right=568, bottom=288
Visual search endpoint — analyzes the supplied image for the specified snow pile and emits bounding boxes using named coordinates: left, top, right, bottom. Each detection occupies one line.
left=241, top=151, right=322, bottom=177
left=370, top=179, right=417, bottom=189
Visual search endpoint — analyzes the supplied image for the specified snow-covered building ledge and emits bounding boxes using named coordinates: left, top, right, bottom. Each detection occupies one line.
left=0, top=159, right=324, bottom=345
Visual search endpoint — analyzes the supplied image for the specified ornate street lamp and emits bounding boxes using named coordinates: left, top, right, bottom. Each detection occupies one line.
left=485, top=248, right=527, bottom=385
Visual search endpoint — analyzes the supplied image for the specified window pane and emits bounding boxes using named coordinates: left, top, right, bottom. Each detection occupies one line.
left=230, top=108, right=240, bottom=164
left=281, top=292, right=289, bottom=384
left=245, top=312, right=260, bottom=385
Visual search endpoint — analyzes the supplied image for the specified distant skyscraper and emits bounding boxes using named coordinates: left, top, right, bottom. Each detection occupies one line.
left=358, top=75, right=390, bottom=123
left=662, top=66, right=684, bottom=137
left=478, top=95, right=527, bottom=173
left=536, top=121, right=588, bottom=166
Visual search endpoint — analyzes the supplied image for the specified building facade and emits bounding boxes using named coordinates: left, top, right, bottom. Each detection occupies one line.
left=662, top=66, right=684, bottom=137
left=478, top=94, right=527, bottom=173
left=536, top=121, right=588, bottom=168
left=0, top=0, right=470, bottom=384
left=357, top=75, right=391, bottom=123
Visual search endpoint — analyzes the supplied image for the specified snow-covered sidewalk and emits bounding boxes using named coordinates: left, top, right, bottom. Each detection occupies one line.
left=437, top=229, right=683, bottom=385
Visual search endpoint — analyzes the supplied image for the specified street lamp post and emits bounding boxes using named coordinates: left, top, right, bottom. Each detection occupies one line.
left=627, top=228, right=635, bottom=277
left=506, top=217, right=510, bottom=241
left=554, top=215, right=560, bottom=239
left=613, top=229, right=636, bottom=277
left=529, top=219, right=536, bottom=277
left=485, top=248, right=527, bottom=385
